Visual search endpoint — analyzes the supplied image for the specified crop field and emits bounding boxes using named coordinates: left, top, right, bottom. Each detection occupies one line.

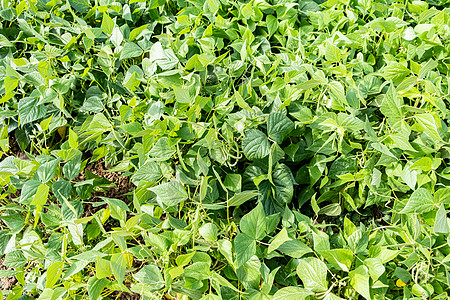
left=1, top=0, right=450, bottom=299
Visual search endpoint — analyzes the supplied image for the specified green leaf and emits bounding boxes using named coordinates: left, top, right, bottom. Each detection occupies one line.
left=273, top=287, right=312, bottom=300
left=271, top=163, right=294, bottom=206
left=267, top=112, right=294, bottom=144
left=68, top=0, right=89, bottom=13
left=235, top=233, right=256, bottom=268
left=131, top=162, right=162, bottom=184
left=277, top=239, right=312, bottom=258
left=185, top=262, right=211, bottom=280
left=18, top=97, right=47, bottom=126
left=240, top=202, right=266, bottom=240
left=0, top=212, right=25, bottom=234
left=20, top=180, right=41, bottom=203
left=30, top=184, right=49, bottom=206
left=266, top=15, right=278, bottom=37
left=242, top=129, right=270, bottom=160
left=364, top=258, right=385, bottom=281
left=235, top=91, right=252, bottom=112
left=415, top=113, right=444, bottom=142
left=101, top=13, right=114, bottom=35
left=0, top=34, right=13, bottom=47
left=96, top=257, right=112, bottom=279
left=149, top=137, right=176, bottom=160
left=268, top=227, right=291, bottom=253
left=411, top=283, right=434, bottom=298
left=325, top=42, right=343, bottom=62
left=87, top=277, right=108, bottom=300
left=434, top=204, right=449, bottom=234
left=400, top=188, right=435, bottom=214
left=199, top=223, right=218, bottom=242
left=133, top=264, right=164, bottom=290
left=120, top=42, right=143, bottom=60
left=228, top=191, right=259, bottom=206
left=224, top=174, right=241, bottom=193
left=45, top=261, right=64, bottom=288
left=111, top=253, right=126, bottom=285
left=3, top=251, right=27, bottom=268
left=383, top=62, right=410, bottom=81
left=380, top=84, right=403, bottom=124
left=296, top=257, right=328, bottom=292
left=349, top=265, right=371, bottom=300
left=100, top=197, right=130, bottom=211
left=37, top=158, right=60, bottom=183
left=149, top=181, right=188, bottom=207
left=319, top=249, right=353, bottom=272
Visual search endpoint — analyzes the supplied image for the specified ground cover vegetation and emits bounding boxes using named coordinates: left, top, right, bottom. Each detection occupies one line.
left=0, top=0, right=450, bottom=299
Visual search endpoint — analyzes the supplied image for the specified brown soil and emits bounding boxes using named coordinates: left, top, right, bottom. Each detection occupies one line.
left=0, top=258, right=17, bottom=290
left=77, top=159, right=133, bottom=202
left=111, top=291, right=141, bottom=300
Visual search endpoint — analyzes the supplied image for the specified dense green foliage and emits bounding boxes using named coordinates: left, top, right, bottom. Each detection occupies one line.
left=1, top=0, right=450, bottom=299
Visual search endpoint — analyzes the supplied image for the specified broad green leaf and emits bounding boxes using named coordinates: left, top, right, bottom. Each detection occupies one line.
left=149, top=181, right=188, bottom=207
left=267, top=112, right=294, bottom=144
left=96, top=257, right=112, bottom=279
left=242, top=129, right=270, bottom=160
left=120, top=42, right=143, bottom=60
left=0, top=34, right=13, bottom=47
left=3, top=251, right=27, bottom=268
left=411, top=283, right=434, bottom=298
left=277, top=239, right=313, bottom=258
left=235, top=233, right=256, bottom=268
left=199, top=223, right=218, bottom=242
left=133, top=264, right=164, bottom=290
left=271, top=164, right=294, bottom=206
left=111, top=27, right=123, bottom=47
left=30, top=184, right=49, bottom=206
left=131, top=162, right=162, bottom=184
left=185, top=262, right=211, bottom=281
left=400, top=188, right=435, bottom=214
left=18, top=97, right=47, bottom=126
left=101, top=13, right=114, bottom=35
left=434, top=204, right=449, bottom=234
left=273, top=287, right=312, bottom=300
left=415, top=113, right=444, bottom=142
left=349, top=265, right=371, bottom=300
left=149, top=137, right=176, bottom=160
left=296, top=257, right=328, bottom=292
left=45, top=262, right=64, bottom=288
left=383, top=62, right=410, bottom=81
left=319, top=249, right=353, bottom=272
left=364, top=258, right=385, bottom=281
left=0, top=212, right=25, bottom=234
left=87, top=277, right=108, bottom=300
left=380, top=84, right=403, bottom=124
left=325, top=42, right=342, bottom=62
left=68, top=0, right=89, bottom=12
left=266, top=15, right=278, bottom=37
left=228, top=191, right=259, bottom=207
left=240, top=202, right=266, bottom=240
left=268, top=227, right=291, bottom=253
left=235, top=91, right=252, bottom=112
